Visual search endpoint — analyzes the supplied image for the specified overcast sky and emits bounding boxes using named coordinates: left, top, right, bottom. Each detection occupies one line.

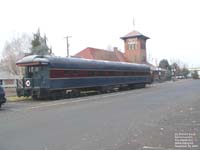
left=0, top=0, right=199, bottom=67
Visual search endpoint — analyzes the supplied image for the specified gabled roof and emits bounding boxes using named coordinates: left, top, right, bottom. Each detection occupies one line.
left=114, top=49, right=129, bottom=62
left=74, top=47, right=129, bottom=62
left=120, top=30, right=150, bottom=40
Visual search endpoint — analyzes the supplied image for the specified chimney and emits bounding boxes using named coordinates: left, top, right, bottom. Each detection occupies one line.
left=113, top=47, right=118, bottom=51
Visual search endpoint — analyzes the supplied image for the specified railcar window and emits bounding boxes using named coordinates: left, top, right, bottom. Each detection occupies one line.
left=64, top=70, right=79, bottom=77
left=72, top=71, right=79, bottom=77
left=79, top=70, right=87, bottom=77
left=122, top=72, right=126, bottom=76
left=27, top=66, right=34, bottom=77
left=94, top=71, right=98, bottom=76
left=28, top=67, right=33, bottom=73
left=88, top=71, right=95, bottom=76
left=109, top=71, right=114, bottom=76
left=50, top=69, right=150, bottom=78
left=96, top=71, right=102, bottom=76
left=39, top=66, right=44, bottom=71
left=127, top=72, right=132, bottom=76
left=34, top=67, right=39, bottom=72
left=64, top=70, right=69, bottom=76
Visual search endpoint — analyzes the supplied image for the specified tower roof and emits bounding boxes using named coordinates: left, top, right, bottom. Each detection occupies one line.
left=120, top=30, right=150, bottom=40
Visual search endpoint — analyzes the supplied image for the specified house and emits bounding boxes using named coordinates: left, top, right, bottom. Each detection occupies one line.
left=0, top=70, right=18, bottom=88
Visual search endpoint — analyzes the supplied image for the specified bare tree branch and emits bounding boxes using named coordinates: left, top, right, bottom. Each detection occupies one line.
left=1, top=33, right=31, bottom=75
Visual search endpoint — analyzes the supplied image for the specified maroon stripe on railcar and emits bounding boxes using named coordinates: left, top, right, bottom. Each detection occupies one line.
left=49, top=69, right=150, bottom=78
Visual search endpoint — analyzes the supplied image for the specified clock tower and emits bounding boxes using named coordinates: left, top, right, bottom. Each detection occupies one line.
left=121, top=30, right=149, bottom=63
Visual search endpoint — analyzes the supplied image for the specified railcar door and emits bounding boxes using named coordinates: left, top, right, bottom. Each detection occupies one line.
left=32, top=66, right=49, bottom=88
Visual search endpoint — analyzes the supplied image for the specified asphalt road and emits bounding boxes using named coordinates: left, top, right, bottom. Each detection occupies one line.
left=0, top=79, right=200, bottom=150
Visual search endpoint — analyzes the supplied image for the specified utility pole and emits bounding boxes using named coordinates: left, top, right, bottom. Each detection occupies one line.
left=64, top=36, right=72, bottom=57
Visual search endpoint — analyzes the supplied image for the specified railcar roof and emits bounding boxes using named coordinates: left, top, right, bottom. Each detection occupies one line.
left=16, top=55, right=49, bottom=66
left=16, top=55, right=150, bottom=71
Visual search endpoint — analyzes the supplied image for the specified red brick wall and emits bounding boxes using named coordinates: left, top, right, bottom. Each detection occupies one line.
left=124, top=37, right=147, bottom=63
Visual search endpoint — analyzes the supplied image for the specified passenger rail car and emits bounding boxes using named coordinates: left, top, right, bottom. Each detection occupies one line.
left=16, top=55, right=152, bottom=99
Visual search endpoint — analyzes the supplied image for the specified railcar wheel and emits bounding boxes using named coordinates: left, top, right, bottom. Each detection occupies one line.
left=96, top=90, right=101, bottom=95
left=59, top=91, right=65, bottom=99
left=32, top=95, right=39, bottom=100
left=49, top=92, right=57, bottom=100
left=49, top=91, right=67, bottom=100
left=128, top=84, right=135, bottom=89
left=135, top=84, right=146, bottom=88
left=69, top=91, right=80, bottom=98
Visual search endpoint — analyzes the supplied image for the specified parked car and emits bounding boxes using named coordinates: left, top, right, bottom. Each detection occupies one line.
left=176, top=75, right=185, bottom=79
left=0, top=86, right=6, bottom=108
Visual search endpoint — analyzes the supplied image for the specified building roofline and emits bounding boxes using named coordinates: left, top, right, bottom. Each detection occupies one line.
left=120, top=35, right=150, bottom=40
left=120, top=30, right=150, bottom=40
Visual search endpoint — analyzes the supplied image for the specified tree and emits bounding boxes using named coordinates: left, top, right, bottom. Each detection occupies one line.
left=30, top=29, right=52, bottom=55
left=1, top=33, right=31, bottom=75
left=171, top=62, right=180, bottom=76
left=159, top=59, right=170, bottom=70
left=180, top=66, right=190, bottom=78
left=192, top=71, right=199, bottom=79
left=158, top=59, right=172, bottom=80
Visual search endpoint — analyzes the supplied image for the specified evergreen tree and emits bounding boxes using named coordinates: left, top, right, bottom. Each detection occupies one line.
left=159, top=59, right=170, bottom=70
left=30, top=29, right=52, bottom=55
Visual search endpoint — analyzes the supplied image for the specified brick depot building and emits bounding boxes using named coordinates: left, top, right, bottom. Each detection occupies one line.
left=74, top=30, right=149, bottom=64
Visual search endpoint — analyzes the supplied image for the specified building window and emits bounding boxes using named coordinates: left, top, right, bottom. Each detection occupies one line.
left=4, top=79, right=14, bottom=85
left=127, top=39, right=137, bottom=50
left=132, top=44, right=136, bottom=50
left=0, top=80, right=2, bottom=85
left=128, top=44, right=131, bottom=50
left=128, top=43, right=137, bottom=50
left=141, top=41, right=146, bottom=49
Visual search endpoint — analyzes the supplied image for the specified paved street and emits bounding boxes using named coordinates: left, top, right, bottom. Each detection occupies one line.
left=0, top=79, right=200, bottom=150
